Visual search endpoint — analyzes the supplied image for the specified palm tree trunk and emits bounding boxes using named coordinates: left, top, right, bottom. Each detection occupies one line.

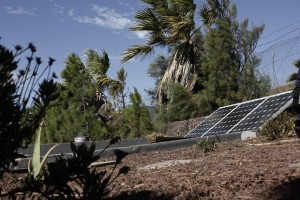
left=156, top=52, right=196, bottom=104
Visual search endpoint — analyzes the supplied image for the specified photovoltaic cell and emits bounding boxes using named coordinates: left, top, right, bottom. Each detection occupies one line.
left=229, top=92, right=292, bottom=133
left=185, top=91, right=293, bottom=138
left=186, top=105, right=237, bottom=137
left=204, top=98, right=264, bottom=136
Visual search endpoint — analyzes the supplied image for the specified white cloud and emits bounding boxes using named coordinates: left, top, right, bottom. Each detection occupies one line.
left=68, top=9, right=74, bottom=17
left=70, top=4, right=133, bottom=30
left=51, top=4, right=64, bottom=15
left=5, top=6, right=37, bottom=16
left=119, top=2, right=135, bottom=11
left=134, top=31, right=148, bottom=39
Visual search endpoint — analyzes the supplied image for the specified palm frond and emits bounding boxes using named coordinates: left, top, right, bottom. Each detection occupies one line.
left=135, top=8, right=156, bottom=22
left=100, top=50, right=110, bottom=74
left=121, top=45, right=154, bottom=63
left=85, top=49, right=101, bottom=73
left=62, top=53, right=86, bottom=81
left=96, top=75, right=114, bottom=89
left=117, top=67, right=127, bottom=83
left=199, top=5, right=217, bottom=25
left=166, top=19, right=195, bottom=44
left=84, top=49, right=110, bottom=76
left=109, top=80, right=123, bottom=97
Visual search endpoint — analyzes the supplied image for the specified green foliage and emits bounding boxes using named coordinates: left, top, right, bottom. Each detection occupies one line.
left=145, top=132, right=165, bottom=143
left=121, top=0, right=205, bottom=64
left=200, top=0, right=266, bottom=110
left=11, top=137, right=130, bottom=199
left=167, top=83, right=199, bottom=121
left=124, top=88, right=153, bottom=138
left=196, top=138, right=216, bottom=153
left=146, top=55, right=170, bottom=105
left=141, top=0, right=269, bottom=132
left=260, top=111, right=295, bottom=140
left=44, top=50, right=122, bottom=142
left=0, top=39, right=59, bottom=177
left=153, top=82, right=203, bottom=127
left=287, top=59, right=300, bottom=82
left=68, top=141, right=100, bottom=175
left=147, top=55, right=169, bottom=83
left=27, top=122, right=59, bottom=181
left=121, top=0, right=215, bottom=104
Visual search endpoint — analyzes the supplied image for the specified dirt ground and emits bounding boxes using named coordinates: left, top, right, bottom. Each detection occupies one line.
left=2, top=135, right=300, bottom=199
left=107, top=136, right=300, bottom=200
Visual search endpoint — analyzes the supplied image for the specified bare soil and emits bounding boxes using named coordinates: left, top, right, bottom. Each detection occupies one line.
left=2, top=136, right=300, bottom=200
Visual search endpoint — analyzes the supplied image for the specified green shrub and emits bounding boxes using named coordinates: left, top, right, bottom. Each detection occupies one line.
left=6, top=137, right=129, bottom=199
left=196, top=138, right=216, bottom=153
left=260, top=111, right=295, bottom=140
left=26, top=122, right=59, bottom=183
left=145, top=132, right=164, bottom=143
left=0, top=39, right=59, bottom=177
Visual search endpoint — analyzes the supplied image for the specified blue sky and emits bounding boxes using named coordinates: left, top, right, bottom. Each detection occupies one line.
left=1, top=0, right=300, bottom=104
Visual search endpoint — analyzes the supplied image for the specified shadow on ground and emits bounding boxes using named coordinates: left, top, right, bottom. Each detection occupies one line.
left=106, top=190, right=173, bottom=200
left=267, top=177, right=300, bottom=200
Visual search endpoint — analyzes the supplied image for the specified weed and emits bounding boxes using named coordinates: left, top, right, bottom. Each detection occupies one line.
left=260, top=111, right=295, bottom=140
left=145, top=132, right=164, bottom=143
left=196, top=138, right=216, bottom=153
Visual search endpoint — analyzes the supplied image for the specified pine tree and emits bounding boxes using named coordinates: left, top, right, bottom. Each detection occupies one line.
left=166, top=83, right=198, bottom=122
left=200, top=0, right=267, bottom=111
left=124, top=88, right=152, bottom=138
left=44, top=50, right=118, bottom=142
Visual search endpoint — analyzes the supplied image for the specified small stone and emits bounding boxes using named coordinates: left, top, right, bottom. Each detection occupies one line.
left=221, top=181, right=227, bottom=185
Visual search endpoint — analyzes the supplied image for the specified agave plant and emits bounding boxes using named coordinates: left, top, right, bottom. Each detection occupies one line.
left=27, top=121, right=59, bottom=182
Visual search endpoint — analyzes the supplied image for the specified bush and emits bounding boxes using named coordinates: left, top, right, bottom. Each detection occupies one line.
left=196, top=138, right=216, bottom=153
left=260, top=111, right=295, bottom=140
left=5, top=137, right=129, bottom=199
left=145, top=132, right=165, bottom=143
left=0, top=39, right=59, bottom=177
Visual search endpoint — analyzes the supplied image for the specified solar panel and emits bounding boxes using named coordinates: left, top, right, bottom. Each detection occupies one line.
left=186, top=105, right=237, bottom=137
left=185, top=90, right=292, bottom=138
left=203, top=98, right=265, bottom=136
left=229, top=91, right=292, bottom=133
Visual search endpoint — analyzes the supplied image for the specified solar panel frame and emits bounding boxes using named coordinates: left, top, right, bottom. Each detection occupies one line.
left=202, top=98, right=265, bottom=136
left=185, top=90, right=293, bottom=138
left=185, top=104, right=238, bottom=137
left=229, top=91, right=292, bottom=133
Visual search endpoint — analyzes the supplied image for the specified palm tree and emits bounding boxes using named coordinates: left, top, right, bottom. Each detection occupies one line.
left=62, top=49, right=120, bottom=112
left=121, top=0, right=216, bottom=104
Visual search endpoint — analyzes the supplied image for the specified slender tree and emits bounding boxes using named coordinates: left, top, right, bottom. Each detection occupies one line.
left=124, top=88, right=152, bottom=138
left=109, top=67, right=128, bottom=110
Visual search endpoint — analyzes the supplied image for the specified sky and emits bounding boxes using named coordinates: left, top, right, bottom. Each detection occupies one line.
left=1, top=0, right=300, bottom=105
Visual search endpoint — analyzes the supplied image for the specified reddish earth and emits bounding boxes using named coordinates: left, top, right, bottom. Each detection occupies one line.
left=2, top=135, right=300, bottom=199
